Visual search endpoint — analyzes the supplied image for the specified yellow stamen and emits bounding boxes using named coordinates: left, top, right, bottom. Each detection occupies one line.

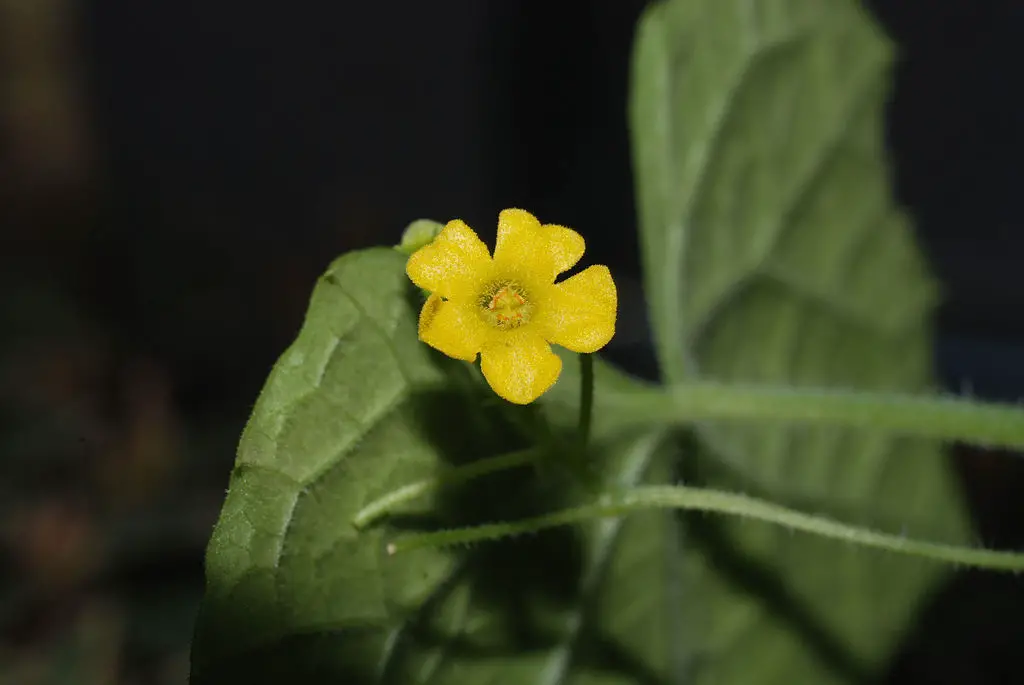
left=480, top=281, right=532, bottom=330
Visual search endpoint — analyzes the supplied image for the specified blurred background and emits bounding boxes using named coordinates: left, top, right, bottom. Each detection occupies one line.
left=1, top=0, right=1022, bottom=683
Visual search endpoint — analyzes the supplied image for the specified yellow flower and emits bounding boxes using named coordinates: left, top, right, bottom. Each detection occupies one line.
left=406, top=208, right=617, bottom=404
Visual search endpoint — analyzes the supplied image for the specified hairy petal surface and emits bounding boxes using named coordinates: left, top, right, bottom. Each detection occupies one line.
left=418, top=294, right=488, bottom=362
left=480, top=330, right=563, bottom=404
left=538, top=265, right=617, bottom=353
left=406, top=219, right=492, bottom=298
left=493, top=208, right=585, bottom=283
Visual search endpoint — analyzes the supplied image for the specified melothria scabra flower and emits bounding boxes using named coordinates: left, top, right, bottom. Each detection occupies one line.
left=405, top=209, right=617, bottom=404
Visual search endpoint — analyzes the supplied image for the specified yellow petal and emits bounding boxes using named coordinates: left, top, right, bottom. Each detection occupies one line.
left=406, top=219, right=492, bottom=299
left=536, top=265, right=617, bottom=353
left=493, top=208, right=585, bottom=283
left=418, top=293, right=488, bottom=362
left=479, top=330, right=562, bottom=404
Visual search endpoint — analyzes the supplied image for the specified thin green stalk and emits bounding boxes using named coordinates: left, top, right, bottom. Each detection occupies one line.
left=610, top=382, right=1024, bottom=451
left=386, top=484, right=1024, bottom=573
left=579, top=353, right=594, bottom=449
left=352, top=448, right=539, bottom=529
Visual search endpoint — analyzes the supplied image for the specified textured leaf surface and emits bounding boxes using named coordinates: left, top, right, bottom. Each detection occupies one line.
left=631, top=0, right=969, bottom=682
left=190, top=247, right=681, bottom=684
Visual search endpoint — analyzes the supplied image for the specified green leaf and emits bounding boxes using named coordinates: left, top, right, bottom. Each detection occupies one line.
left=191, top=247, right=685, bottom=684
left=631, top=0, right=969, bottom=683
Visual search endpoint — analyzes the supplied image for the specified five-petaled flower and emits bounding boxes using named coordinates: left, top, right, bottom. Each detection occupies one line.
left=405, top=208, right=617, bottom=404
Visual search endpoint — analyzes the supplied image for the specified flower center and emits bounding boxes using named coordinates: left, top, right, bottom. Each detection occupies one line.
left=479, top=281, right=533, bottom=330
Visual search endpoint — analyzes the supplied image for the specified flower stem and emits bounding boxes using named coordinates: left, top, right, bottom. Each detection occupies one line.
left=351, top=448, right=540, bottom=529
left=607, top=382, right=1024, bottom=451
left=385, top=484, right=1024, bottom=572
left=579, top=353, right=594, bottom=450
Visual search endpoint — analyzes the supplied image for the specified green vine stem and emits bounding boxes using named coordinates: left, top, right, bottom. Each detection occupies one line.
left=385, top=484, right=1024, bottom=572
left=612, top=382, right=1024, bottom=451
left=578, top=353, right=594, bottom=450
left=351, top=448, right=539, bottom=529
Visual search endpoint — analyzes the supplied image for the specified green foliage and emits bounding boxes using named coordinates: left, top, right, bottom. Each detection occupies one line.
left=191, top=0, right=984, bottom=683
left=190, top=248, right=681, bottom=683
left=630, top=0, right=967, bottom=682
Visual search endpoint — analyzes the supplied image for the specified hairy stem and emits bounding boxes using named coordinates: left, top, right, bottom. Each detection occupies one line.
left=387, top=484, right=1024, bottom=572
left=579, top=353, right=594, bottom=450
left=352, top=448, right=540, bottom=529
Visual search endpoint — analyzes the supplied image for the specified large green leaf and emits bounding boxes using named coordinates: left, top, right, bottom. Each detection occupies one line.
left=631, top=0, right=969, bottom=682
left=190, top=247, right=683, bottom=684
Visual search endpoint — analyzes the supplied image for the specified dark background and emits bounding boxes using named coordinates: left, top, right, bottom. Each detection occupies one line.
left=1, top=0, right=1022, bottom=682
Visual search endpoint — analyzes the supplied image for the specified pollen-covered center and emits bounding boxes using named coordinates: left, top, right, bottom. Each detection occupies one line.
left=479, top=280, right=533, bottom=330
